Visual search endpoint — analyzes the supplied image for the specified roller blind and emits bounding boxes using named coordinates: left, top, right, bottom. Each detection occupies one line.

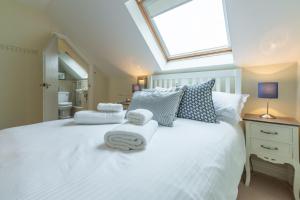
left=143, top=0, right=192, bottom=18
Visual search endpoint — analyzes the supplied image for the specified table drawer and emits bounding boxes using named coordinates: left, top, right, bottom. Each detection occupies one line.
left=251, top=138, right=292, bottom=159
left=250, top=123, right=293, bottom=144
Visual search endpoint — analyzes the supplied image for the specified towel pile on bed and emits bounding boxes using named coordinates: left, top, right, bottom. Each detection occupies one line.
left=104, top=109, right=158, bottom=151
left=74, top=103, right=125, bottom=124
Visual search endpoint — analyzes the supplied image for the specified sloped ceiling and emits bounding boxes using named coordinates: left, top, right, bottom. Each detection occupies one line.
left=47, top=0, right=160, bottom=77
left=17, top=0, right=300, bottom=76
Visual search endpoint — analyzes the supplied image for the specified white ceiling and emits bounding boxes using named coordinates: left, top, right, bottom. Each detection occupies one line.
left=46, top=0, right=160, bottom=77
left=227, top=0, right=300, bottom=67
left=17, top=0, right=300, bottom=76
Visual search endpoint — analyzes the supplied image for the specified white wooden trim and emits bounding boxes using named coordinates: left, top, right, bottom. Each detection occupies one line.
left=149, top=69, right=241, bottom=94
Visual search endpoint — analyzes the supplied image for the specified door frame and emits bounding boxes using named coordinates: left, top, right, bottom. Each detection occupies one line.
left=42, top=36, right=59, bottom=121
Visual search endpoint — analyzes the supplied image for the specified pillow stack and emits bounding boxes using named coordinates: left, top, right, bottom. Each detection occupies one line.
left=212, top=92, right=249, bottom=124
left=127, top=86, right=185, bottom=127
left=128, top=79, right=249, bottom=126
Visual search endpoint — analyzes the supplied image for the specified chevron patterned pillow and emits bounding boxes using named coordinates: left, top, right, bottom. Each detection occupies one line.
left=177, top=79, right=217, bottom=123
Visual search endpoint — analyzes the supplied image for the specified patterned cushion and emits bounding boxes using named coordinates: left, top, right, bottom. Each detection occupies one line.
left=177, top=79, right=217, bottom=123
left=143, top=86, right=187, bottom=118
left=143, top=86, right=184, bottom=93
left=128, top=89, right=184, bottom=127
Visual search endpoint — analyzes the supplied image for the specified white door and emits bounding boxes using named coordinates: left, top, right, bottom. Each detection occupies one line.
left=43, top=37, right=59, bottom=121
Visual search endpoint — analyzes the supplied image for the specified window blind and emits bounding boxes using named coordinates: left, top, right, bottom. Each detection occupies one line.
left=143, top=0, right=192, bottom=18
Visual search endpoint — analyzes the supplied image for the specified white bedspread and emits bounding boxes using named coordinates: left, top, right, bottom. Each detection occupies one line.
left=0, top=119, right=245, bottom=200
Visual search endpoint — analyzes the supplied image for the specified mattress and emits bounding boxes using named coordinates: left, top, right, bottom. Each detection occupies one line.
left=0, top=118, right=245, bottom=200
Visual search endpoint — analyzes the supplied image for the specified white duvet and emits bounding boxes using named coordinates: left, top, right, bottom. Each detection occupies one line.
left=0, top=118, right=245, bottom=200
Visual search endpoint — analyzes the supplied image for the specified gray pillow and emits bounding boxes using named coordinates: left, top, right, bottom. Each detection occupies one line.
left=177, top=79, right=217, bottom=123
left=143, top=86, right=184, bottom=93
left=128, top=89, right=184, bottom=127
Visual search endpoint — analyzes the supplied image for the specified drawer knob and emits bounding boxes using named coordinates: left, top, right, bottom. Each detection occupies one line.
left=260, top=145, right=278, bottom=151
left=260, top=130, right=278, bottom=135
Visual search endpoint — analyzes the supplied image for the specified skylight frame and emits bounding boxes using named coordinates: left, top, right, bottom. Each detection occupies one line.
left=136, top=0, right=232, bottom=61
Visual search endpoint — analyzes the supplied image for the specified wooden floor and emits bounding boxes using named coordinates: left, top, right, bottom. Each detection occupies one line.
left=238, top=172, right=294, bottom=200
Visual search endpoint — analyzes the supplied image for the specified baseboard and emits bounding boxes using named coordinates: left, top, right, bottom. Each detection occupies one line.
left=251, top=156, right=294, bottom=184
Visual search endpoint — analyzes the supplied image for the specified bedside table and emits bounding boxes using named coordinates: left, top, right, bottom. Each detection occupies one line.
left=243, top=114, right=300, bottom=200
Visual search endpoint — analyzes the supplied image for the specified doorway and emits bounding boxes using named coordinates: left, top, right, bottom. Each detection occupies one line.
left=42, top=34, right=93, bottom=121
left=58, top=52, right=88, bottom=119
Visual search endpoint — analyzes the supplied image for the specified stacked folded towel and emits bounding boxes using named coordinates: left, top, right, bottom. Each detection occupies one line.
left=97, top=103, right=123, bottom=112
left=104, top=109, right=158, bottom=151
left=74, top=110, right=125, bottom=124
left=74, top=103, right=124, bottom=125
left=127, top=109, right=153, bottom=125
left=104, top=120, right=158, bottom=151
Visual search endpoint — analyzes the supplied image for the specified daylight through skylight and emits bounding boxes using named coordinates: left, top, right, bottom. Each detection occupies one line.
left=140, top=0, right=231, bottom=60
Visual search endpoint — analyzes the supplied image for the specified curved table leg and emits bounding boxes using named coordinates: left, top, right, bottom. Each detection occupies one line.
left=294, top=164, right=300, bottom=200
left=245, top=154, right=251, bottom=186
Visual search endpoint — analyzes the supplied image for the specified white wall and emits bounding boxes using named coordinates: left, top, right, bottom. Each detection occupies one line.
left=0, top=0, right=58, bottom=129
left=227, top=0, right=300, bottom=67
left=0, top=0, right=111, bottom=130
left=297, top=63, right=300, bottom=121
left=108, top=76, right=136, bottom=103
left=93, top=67, right=109, bottom=108
left=242, top=63, right=298, bottom=118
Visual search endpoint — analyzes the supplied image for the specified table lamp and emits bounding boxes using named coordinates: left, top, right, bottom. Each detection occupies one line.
left=132, top=84, right=141, bottom=93
left=258, top=82, right=278, bottom=119
left=137, top=76, right=148, bottom=89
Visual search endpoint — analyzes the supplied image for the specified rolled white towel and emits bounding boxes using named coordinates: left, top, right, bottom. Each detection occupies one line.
left=97, top=103, right=123, bottom=112
left=127, top=109, right=153, bottom=125
left=104, top=120, right=158, bottom=151
left=74, top=110, right=125, bottom=124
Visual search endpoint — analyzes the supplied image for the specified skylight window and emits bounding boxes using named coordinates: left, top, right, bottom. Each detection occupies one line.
left=137, top=0, right=231, bottom=60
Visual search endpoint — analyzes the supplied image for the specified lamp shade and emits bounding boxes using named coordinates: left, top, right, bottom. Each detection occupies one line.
left=258, top=82, right=278, bottom=99
left=132, top=84, right=141, bottom=93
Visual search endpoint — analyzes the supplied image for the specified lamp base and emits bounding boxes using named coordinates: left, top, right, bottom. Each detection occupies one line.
left=260, top=113, right=276, bottom=119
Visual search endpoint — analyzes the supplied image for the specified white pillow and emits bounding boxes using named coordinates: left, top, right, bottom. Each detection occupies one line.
left=212, top=92, right=249, bottom=125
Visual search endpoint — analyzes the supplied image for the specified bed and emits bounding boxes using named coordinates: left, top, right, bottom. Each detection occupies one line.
left=0, top=69, right=246, bottom=200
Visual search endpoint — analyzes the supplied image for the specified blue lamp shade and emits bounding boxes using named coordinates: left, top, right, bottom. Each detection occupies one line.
left=258, top=82, right=278, bottom=99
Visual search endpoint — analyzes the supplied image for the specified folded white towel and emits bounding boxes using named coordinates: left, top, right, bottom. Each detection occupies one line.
left=74, top=110, right=125, bottom=125
left=127, top=109, right=153, bottom=125
left=97, top=103, right=123, bottom=112
left=104, top=120, right=158, bottom=151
